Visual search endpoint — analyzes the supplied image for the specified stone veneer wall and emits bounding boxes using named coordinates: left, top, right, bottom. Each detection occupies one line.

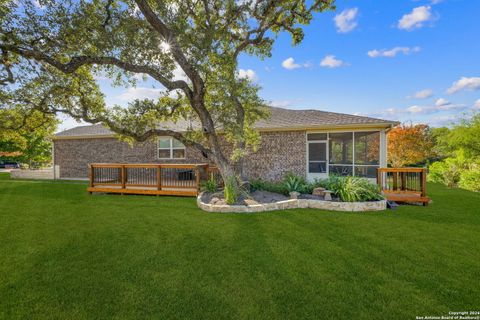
left=53, top=130, right=306, bottom=180
left=53, top=138, right=206, bottom=179
left=243, top=131, right=306, bottom=181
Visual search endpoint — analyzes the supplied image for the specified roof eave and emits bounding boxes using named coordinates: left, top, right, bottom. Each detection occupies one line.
left=255, top=122, right=398, bottom=132
left=52, top=134, right=116, bottom=140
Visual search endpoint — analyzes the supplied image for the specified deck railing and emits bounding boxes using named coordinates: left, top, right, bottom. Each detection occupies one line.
left=88, top=163, right=216, bottom=196
left=377, top=167, right=429, bottom=205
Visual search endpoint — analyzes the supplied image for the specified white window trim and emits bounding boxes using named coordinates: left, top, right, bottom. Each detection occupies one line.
left=157, top=137, right=186, bottom=160
left=306, top=130, right=381, bottom=178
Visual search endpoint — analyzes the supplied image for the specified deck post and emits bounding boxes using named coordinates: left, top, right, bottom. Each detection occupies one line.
left=195, top=166, right=201, bottom=194
left=376, top=168, right=382, bottom=189
left=88, top=165, right=94, bottom=194
left=121, top=165, right=126, bottom=189
left=393, top=172, right=398, bottom=191
left=401, top=172, right=406, bottom=191
left=156, top=165, right=162, bottom=190
left=421, top=168, right=428, bottom=206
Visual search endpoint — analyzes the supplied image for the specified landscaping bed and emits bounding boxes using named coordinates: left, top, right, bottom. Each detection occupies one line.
left=199, top=172, right=387, bottom=213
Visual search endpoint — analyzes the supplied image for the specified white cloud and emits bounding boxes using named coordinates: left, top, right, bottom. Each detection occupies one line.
left=118, top=87, right=183, bottom=101
left=238, top=69, right=258, bottom=82
left=334, top=8, right=359, bottom=33
left=435, top=98, right=450, bottom=106
left=320, top=55, right=345, bottom=68
left=447, top=77, right=480, bottom=94
left=282, top=57, right=300, bottom=70
left=281, top=57, right=309, bottom=70
left=398, top=6, right=433, bottom=30
left=118, top=87, right=163, bottom=101
left=368, top=46, right=421, bottom=58
left=474, top=99, right=480, bottom=109
left=409, top=89, right=434, bottom=99
left=368, top=102, right=467, bottom=118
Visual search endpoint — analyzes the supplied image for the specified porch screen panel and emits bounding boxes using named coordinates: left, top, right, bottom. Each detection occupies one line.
left=354, top=131, right=380, bottom=178
left=329, top=132, right=353, bottom=176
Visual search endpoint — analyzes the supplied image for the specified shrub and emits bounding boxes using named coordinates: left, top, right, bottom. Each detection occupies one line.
left=427, top=161, right=448, bottom=184
left=315, top=176, right=383, bottom=202
left=459, top=165, right=480, bottom=192
left=428, top=158, right=463, bottom=188
left=201, top=173, right=218, bottom=193
left=250, top=179, right=288, bottom=195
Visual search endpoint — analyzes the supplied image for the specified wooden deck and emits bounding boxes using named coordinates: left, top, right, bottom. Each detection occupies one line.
left=377, top=167, right=430, bottom=205
left=87, top=163, right=220, bottom=197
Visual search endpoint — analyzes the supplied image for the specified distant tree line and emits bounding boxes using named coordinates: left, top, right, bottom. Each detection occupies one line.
left=387, top=113, right=480, bottom=192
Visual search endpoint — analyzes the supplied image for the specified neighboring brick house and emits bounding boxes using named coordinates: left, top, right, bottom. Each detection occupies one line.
left=53, top=107, right=397, bottom=181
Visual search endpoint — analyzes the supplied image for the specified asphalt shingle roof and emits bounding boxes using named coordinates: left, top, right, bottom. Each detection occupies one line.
left=55, top=107, right=397, bottom=138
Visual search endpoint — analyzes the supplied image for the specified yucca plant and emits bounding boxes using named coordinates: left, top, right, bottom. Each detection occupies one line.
left=283, top=172, right=307, bottom=193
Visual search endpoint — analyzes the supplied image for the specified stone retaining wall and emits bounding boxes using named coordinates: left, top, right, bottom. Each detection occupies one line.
left=197, top=193, right=387, bottom=213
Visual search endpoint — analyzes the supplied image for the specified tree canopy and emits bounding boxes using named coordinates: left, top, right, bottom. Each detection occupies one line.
left=387, top=123, right=436, bottom=167
left=0, top=0, right=336, bottom=181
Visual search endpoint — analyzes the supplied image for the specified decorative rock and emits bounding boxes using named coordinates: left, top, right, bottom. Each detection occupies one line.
left=211, top=197, right=220, bottom=204
left=323, top=190, right=333, bottom=201
left=289, top=191, right=300, bottom=199
left=312, top=187, right=326, bottom=197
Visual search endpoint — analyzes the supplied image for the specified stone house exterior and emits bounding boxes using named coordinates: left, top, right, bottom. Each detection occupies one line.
left=53, top=107, right=397, bottom=181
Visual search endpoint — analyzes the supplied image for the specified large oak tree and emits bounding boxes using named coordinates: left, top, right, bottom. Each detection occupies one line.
left=0, top=0, right=335, bottom=184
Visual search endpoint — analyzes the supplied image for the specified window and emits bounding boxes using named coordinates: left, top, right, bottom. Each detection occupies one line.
left=158, top=137, right=186, bottom=159
left=307, top=131, right=381, bottom=178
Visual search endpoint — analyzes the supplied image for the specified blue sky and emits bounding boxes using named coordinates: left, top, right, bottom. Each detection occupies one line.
left=60, top=0, right=480, bottom=131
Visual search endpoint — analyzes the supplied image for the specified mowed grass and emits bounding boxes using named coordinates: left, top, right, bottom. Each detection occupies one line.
left=0, top=172, right=479, bottom=319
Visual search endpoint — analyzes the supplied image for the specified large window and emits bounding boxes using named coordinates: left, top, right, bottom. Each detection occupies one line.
left=158, top=137, right=186, bottom=159
left=307, top=131, right=380, bottom=178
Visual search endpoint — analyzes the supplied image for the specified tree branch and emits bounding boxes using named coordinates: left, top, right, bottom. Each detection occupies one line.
left=133, top=0, right=204, bottom=93
left=0, top=44, right=193, bottom=98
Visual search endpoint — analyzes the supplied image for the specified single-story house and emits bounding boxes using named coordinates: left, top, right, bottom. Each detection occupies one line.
left=52, top=107, right=397, bottom=181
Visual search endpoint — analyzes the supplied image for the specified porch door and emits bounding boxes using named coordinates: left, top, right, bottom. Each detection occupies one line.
left=307, top=141, right=328, bottom=181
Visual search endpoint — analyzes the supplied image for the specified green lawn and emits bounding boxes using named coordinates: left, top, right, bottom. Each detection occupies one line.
left=1, top=172, right=479, bottom=319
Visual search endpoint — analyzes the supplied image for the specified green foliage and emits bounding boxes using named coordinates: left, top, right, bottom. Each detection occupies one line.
left=251, top=173, right=383, bottom=202
left=201, top=173, right=218, bottom=193
left=428, top=160, right=463, bottom=188
left=459, top=166, right=480, bottom=192
left=0, top=106, right=57, bottom=166
left=429, top=153, right=480, bottom=192
left=316, top=176, right=383, bottom=202
left=250, top=179, right=288, bottom=196
left=224, top=176, right=238, bottom=205
left=283, top=172, right=307, bottom=193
